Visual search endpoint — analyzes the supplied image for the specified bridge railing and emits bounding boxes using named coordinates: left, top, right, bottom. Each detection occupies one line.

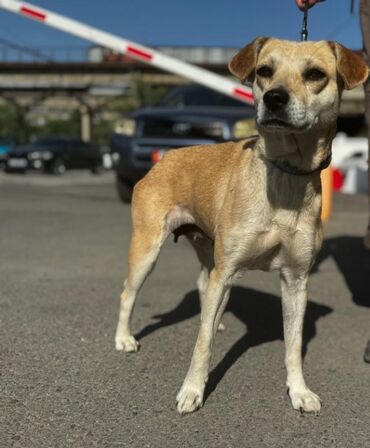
left=0, top=42, right=89, bottom=62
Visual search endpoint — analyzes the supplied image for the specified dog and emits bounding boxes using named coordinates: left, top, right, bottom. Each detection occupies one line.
left=114, top=38, right=368, bottom=415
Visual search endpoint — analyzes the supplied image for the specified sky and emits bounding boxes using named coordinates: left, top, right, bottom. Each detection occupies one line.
left=0, top=0, right=363, bottom=52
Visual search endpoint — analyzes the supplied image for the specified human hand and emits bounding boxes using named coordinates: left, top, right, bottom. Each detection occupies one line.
left=295, top=0, right=323, bottom=11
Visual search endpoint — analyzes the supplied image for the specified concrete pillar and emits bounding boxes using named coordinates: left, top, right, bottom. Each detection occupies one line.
left=80, top=104, right=92, bottom=142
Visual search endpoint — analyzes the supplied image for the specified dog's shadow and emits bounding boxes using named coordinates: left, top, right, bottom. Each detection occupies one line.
left=136, top=286, right=332, bottom=400
left=313, top=236, right=370, bottom=308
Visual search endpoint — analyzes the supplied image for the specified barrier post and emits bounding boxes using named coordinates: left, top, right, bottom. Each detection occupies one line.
left=0, top=0, right=254, bottom=105
left=321, top=165, right=333, bottom=222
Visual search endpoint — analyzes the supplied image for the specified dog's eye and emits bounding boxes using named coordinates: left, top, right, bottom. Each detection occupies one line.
left=304, top=68, right=326, bottom=81
left=256, top=65, right=273, bottom=78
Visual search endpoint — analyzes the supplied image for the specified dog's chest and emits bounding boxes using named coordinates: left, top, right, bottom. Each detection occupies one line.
left=230, top=209, right=316, bottom=272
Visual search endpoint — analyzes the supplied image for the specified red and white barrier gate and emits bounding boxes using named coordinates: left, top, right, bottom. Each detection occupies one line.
left=0, top=0, right=254, bottom=105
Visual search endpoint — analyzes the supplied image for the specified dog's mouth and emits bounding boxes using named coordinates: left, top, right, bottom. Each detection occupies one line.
left=261, top=118, right=290, bottom=128
left=259, top=118, right=309, bottom=132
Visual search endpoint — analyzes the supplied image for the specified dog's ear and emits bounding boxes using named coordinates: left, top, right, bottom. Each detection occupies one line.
left=329, top=41, right=369, bottom=90
left=229, top=37, right=270, bottom=84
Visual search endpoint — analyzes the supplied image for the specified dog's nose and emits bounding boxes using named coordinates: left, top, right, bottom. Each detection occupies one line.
left=263, top=88, right=290, bottom=111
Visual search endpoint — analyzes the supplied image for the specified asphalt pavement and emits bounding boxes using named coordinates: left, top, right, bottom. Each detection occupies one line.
left=1, top=171, right=370, bottom=448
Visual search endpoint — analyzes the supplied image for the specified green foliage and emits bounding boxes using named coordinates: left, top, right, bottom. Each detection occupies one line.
left=92, top=118, right=115, bottom=145
left=108, top=79, right=170, bottom=113
left=0, top=102, right=34, bottom=143
left=0, top=80, right=171, bottom=145
left=37, top=110, right=81, bottom=138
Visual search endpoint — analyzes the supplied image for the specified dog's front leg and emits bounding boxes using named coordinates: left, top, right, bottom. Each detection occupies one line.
left=280, top=267, right=321, bottom=414
left=177, top=268, right=230, bottom=414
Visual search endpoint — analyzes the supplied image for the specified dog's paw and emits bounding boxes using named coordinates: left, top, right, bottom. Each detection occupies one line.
left=289, top=388, right=321, bottom=414
left=176, top=385, right=204, bottom=414
left=115, top=335, right=140, bottom=353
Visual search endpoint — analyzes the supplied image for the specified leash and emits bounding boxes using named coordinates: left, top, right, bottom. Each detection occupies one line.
left=301, top=0, right=309, bottom=41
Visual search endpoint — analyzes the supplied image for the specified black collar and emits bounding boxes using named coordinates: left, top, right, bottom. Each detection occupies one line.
left=269, top=152, right=332, bottom=176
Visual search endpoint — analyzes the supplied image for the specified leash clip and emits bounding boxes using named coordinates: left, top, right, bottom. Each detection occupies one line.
left=301, top=0, right=309, bottom=41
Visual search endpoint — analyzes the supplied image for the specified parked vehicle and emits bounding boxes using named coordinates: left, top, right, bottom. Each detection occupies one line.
left=0, top=137, right=15, bottom=165
left=331, top=133, right=368, bottom=194
left=110, top=84, right=255, bottom=202
left=4, top=136, right=103, bottom=174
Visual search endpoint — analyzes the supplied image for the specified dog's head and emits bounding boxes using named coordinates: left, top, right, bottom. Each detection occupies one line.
left=229, top=38, right=369, bottom=134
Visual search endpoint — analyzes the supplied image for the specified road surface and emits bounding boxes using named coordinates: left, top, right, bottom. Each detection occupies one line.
left=1, top=172, right=370, bottom=447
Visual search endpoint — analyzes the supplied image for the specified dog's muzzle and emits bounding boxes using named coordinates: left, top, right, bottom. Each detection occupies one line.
left=263, top=88, right=290, bottom=112
left=258, top=87, right=305, bottom=130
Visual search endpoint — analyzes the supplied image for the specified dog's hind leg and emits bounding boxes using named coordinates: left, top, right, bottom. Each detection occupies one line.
left=115, top=231, right=163, bottom=352
left=188, top=237, right=214, bottom=304
left=115, top=185, right=168, bottom=352
left=189, top=237, right=225, bottom=332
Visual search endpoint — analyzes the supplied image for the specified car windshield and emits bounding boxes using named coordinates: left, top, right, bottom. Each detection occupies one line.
left=158, top=85, right=248, bottom=108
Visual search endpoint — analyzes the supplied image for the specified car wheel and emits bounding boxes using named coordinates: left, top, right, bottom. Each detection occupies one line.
left=91, top=160, right=104, bottom=175
left=4, top=167, right=26, bottom=174
left=48, top=158, right=66, bottom=175
left=116, top=175, right=133, bottom=203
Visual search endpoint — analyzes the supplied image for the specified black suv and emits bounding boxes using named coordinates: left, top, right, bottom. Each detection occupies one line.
left=110, top=84, right=255, bottom=202
left=5, top=136, right=103, bottom=174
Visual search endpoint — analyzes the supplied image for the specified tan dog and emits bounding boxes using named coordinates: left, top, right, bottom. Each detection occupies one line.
left=115, top=38, right=368, bottom=414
